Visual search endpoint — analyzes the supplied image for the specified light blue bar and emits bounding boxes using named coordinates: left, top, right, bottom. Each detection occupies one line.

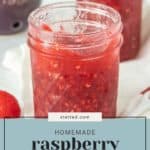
left=148, top=120, right=150, bottom=150
left=0, top=120, right=4, bottom=150
left=5, top=118, right=145, bottom=150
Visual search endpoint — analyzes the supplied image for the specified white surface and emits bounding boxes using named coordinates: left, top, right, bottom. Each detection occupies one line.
left=0, top=0, right=150, bottom=117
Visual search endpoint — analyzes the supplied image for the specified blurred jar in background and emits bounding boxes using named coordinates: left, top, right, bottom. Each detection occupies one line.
left=78, top=0, right=142, bottom=61
left=0, top=0, right=41, bottom=34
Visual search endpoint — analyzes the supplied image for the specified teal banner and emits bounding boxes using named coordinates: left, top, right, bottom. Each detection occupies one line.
left=148, top=120, right=150, bottom=150
left=0, top=118, right=146, bottom=150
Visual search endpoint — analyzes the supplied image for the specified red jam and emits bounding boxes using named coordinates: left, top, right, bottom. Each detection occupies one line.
left=28, top=2, right=122, bottom=118
left=79, top=0, right=142, bottom=61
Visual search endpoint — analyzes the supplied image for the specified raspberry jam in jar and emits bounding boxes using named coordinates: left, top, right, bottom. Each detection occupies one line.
left=79, top=0, right=142, bottom=61
left=28, top=2, right=122, bottom=117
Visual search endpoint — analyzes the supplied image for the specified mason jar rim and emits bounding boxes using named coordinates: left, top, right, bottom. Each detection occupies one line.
left=28, top=1, right=122, bottom=50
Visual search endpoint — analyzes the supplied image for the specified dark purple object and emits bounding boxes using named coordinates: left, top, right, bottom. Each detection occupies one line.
left=0, top=0, right=41, bottom=34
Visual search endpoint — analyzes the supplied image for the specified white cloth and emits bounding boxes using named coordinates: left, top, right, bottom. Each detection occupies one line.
left=2, top=45, right=33, bottom=116
left=120, top=90, right=150, bottom=117
left=118, top=36, right=150, bottom=116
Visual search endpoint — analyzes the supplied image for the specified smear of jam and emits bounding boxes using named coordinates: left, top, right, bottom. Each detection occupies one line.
left=141, top=87, right=150, bottom=95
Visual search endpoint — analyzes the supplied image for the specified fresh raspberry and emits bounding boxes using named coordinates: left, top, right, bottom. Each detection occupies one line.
left=0, top=90, right=21, bottom=118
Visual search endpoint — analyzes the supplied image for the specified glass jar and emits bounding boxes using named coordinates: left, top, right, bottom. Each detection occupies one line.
left=79, top=0, right=142, bottom=61
left=0, top=0, right=41, bottom=34
left=28, top=1, right=123, bottom=118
